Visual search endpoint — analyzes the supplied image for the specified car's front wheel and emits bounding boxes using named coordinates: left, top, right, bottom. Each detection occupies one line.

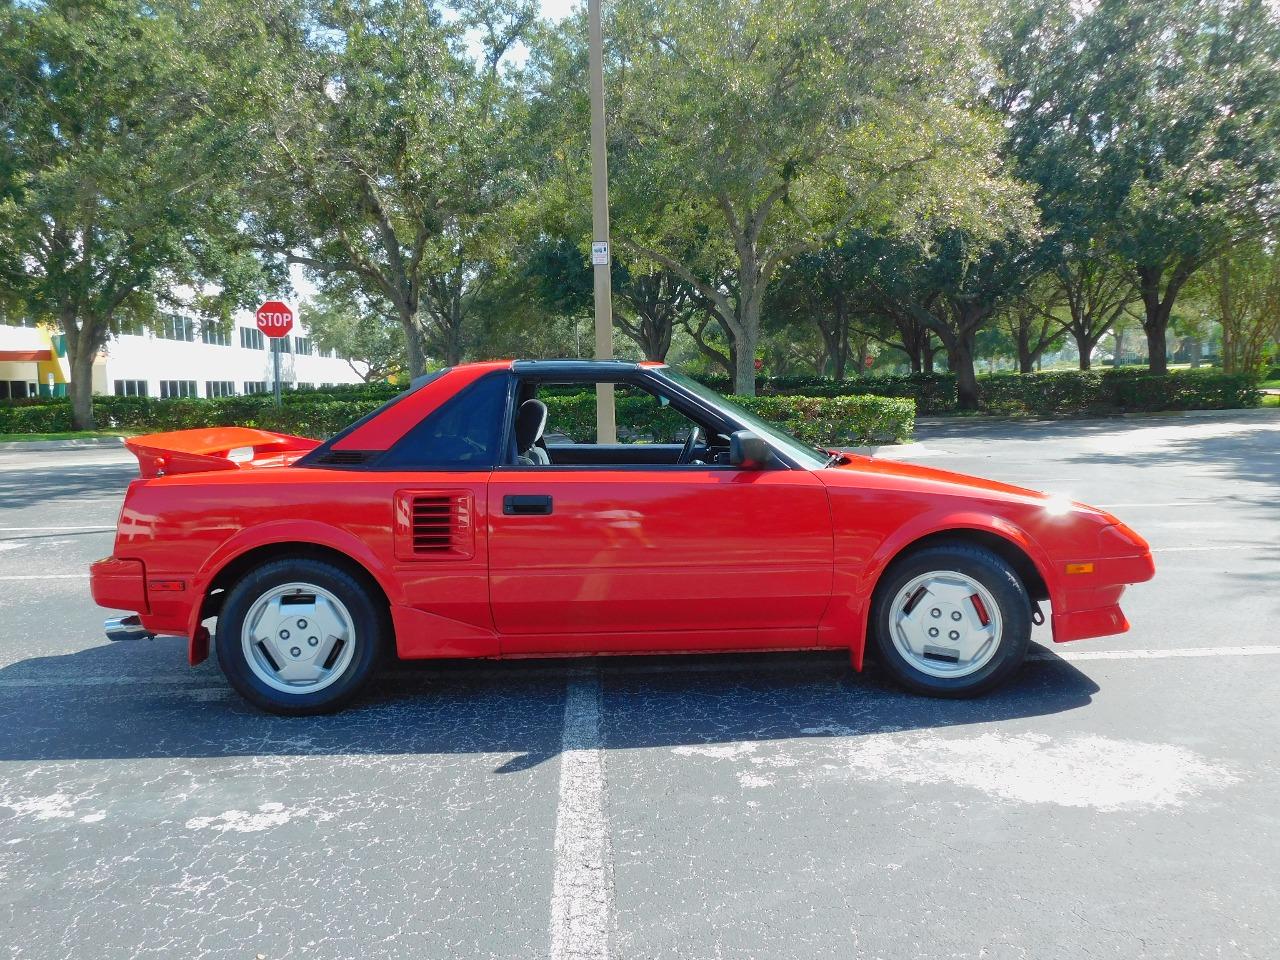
left=870, top=542, right=1032, bottom=698
left=216, top=557, right=386, bottom=715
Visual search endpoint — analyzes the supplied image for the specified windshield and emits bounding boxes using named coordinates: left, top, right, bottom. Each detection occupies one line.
left=661, top=370, right=830, bottom=469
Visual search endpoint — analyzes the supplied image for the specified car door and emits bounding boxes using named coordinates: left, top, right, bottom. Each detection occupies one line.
left=487, top=384, right=835, bottom=654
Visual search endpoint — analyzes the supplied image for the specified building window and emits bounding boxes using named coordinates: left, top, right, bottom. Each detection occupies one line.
left=159, top=379, right=197, bottom=399
left=1, top=381, right=36, bottom=398
left=205, top=380, right=235, bottom=398
left=274, top=336, right=291, bottom=354
left=201, top=323, right=232, bottom=346
left=240, top=327, right=265, bottom=350
left=113, top=379, right=148, bottom=397
left=114, top=319, right=145, bottom=337
left=294, top=336, right=313, bottom=356
left=157, top=314, right=196, bottom=341
left=243, top=380, right=268, bottom=395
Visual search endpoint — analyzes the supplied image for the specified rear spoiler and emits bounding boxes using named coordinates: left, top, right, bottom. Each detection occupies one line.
left=124, top=427, right=321, bottom=478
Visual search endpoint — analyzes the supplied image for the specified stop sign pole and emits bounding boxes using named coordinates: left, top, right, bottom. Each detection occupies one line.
left=255, top=300, right=295, bottom=408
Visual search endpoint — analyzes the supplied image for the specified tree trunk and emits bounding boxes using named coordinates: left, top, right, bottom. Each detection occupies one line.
left=1188, top=337, right=1202, bottom=368
left=732, top=339, right=756, bottom=395
left=1074, top=330, right=1094, bottom=371
left=731, top=293, right=762, bottom=396
left=1137, top=266, right=1180, bottom=375
left=68, top=345, right=96, bottom=431
left=61, top=315, right=99, bottom=431
left=400, top=307, right=426, bottom=378
left=948, top=331, right=980, bottom=411
left=1145, top=324, right=1168, bottom=375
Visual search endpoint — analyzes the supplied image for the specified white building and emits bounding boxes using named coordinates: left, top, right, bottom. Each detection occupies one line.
left=0, top=309, right=366, bottom=401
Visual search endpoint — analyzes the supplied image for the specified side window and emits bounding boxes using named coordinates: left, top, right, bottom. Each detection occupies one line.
left=544, top=383, right=697, bottom=446
left=378, top=373, right=509, bottom=469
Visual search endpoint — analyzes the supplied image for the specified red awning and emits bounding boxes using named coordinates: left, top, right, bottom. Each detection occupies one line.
left=0, top=350, right=51, bottom=362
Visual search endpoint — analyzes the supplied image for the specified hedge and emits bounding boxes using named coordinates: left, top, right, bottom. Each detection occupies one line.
left=540, top=393, right=914, bottom=445
left=0, top=390, right=915, bottom=446
left=694, top=369, right=1260, bottom=415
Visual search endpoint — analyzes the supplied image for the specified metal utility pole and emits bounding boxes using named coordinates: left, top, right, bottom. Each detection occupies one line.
left=271, top=338, right=282, bottom=408
left=588, top=0, right=616, bottom=443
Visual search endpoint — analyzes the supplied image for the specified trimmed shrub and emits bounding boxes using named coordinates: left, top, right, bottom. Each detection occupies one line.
left=0, top=390, right=915, bottom=446
left=541, top=393, right=914, bottom=445
left=690, top=369, right=1260, bottom=415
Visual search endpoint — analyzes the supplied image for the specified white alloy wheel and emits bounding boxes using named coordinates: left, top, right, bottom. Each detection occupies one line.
left=240, top=581, right=357, bottom=695
left=887, top=570, right=1004, bottom=679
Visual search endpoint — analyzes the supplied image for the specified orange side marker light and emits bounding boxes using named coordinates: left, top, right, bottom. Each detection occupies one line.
left=1065, top=563, right=1094, bottom=575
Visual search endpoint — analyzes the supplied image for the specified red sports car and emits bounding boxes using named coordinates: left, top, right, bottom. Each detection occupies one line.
left=90, top=359, right=1155, bottom=714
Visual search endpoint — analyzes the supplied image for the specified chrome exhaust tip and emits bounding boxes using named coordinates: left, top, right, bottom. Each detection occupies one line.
left=105, top=615, right=155, bottom=642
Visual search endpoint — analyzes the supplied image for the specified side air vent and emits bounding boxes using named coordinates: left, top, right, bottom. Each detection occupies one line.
left=410, top=496, right=453, bottom=552
left=317, top=450, right=371, bottom=466
left=393, top=490, right=474, bottom=561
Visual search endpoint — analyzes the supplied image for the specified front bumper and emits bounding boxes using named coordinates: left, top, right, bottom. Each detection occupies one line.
left=1050, top=548, right=1156, bottom=643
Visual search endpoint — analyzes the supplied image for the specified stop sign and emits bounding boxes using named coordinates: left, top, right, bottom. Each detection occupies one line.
left=255, top=300, right=294, bottom=338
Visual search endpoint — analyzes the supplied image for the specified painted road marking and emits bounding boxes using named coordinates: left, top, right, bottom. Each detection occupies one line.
left=1095, top=500, right=1220, bottom=508
left=1150, top=545, right=1262, bottom=553
left=549, top=670, right=613, bottom=960
left=1030, top=645, right=1280, bottom=662
left=0, top=574, right=90, bottom=580
left=0, top=526, right=114, bottom=531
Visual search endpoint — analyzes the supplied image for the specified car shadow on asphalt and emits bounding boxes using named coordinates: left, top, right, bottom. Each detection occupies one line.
left=0, top=641, right=1099, bottom=769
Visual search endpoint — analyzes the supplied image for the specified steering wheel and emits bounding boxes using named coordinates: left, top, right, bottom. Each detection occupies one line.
left=677, top=426, right=702, bottom=465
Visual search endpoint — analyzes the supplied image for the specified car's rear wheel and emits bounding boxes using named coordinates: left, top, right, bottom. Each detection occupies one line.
left=216, top=557, right=386, bottom=715
left=870, top=542, right=1031, bottom=698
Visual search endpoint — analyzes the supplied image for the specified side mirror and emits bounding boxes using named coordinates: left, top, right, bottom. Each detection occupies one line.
left=729, top=430, right=770, bottom=469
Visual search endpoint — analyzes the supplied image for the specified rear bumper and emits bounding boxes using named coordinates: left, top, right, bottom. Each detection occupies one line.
left=90, top=556, right=194, bottom=636
left=89, top=558, right=149, bottom=613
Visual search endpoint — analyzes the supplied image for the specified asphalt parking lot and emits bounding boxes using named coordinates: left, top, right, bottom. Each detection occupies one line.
left=2, top=411, right=1279, bottom=960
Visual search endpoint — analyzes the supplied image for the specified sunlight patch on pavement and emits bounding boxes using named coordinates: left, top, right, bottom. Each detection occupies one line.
left=185, top=802, right=333, bottom=834
left=834, top=731, right=1238, bottom=811
left=672, top=731, right=1238, bottom=813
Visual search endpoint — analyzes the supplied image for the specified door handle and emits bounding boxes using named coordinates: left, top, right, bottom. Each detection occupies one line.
left=503, top=494, right=553, bottom=516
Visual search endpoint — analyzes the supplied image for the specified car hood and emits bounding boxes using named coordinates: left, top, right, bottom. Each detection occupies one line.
left=822, top=453, right=1067, bottom=508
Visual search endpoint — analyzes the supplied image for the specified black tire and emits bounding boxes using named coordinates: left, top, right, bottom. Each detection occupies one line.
left=216, top=557, right=388, bottom=715
left=869, top=542, right=1032, bottom=698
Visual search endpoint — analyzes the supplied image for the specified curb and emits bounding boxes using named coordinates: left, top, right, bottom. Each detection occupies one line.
left=0, top=436, right=128, bottom=452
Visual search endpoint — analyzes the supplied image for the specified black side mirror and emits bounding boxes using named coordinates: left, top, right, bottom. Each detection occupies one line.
left=729, top=430, right=769, bottom=469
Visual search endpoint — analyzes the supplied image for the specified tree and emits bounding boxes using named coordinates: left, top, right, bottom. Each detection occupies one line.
left=768, top=238, right=896, bottom=379
left=0, top=0, right=269, bottom=428
left=1207, top=238, right=1280, bottom=374
left=301, top=289, right=404, bottom=383
left=1047, top=0, right=1280, bottom=373
left=998, top=295, right=1061, bottom=373
left=251, top=0, right=533, bottom=378
left=1040, top=252, right=1136, bottom=370
left=535, top=0, right=1018, bottom=394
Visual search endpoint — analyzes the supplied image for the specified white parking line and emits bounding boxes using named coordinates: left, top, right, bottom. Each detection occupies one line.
left=1096, top=501, right=1219, bottom=508
left=1150, top=545, right=1262, bottom=553
left=0, top=574, right=89, bottom=580
left=1032, top=645, right=1280, bottom=662
left=549, top=670, right=613, bottom=960
left=0, top=526, right=114, bottom=531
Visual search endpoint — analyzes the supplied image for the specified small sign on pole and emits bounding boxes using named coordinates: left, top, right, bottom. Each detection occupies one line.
left=591, top=241, right=609, bottom=266
left=256, top=300, right=294, bottom=408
